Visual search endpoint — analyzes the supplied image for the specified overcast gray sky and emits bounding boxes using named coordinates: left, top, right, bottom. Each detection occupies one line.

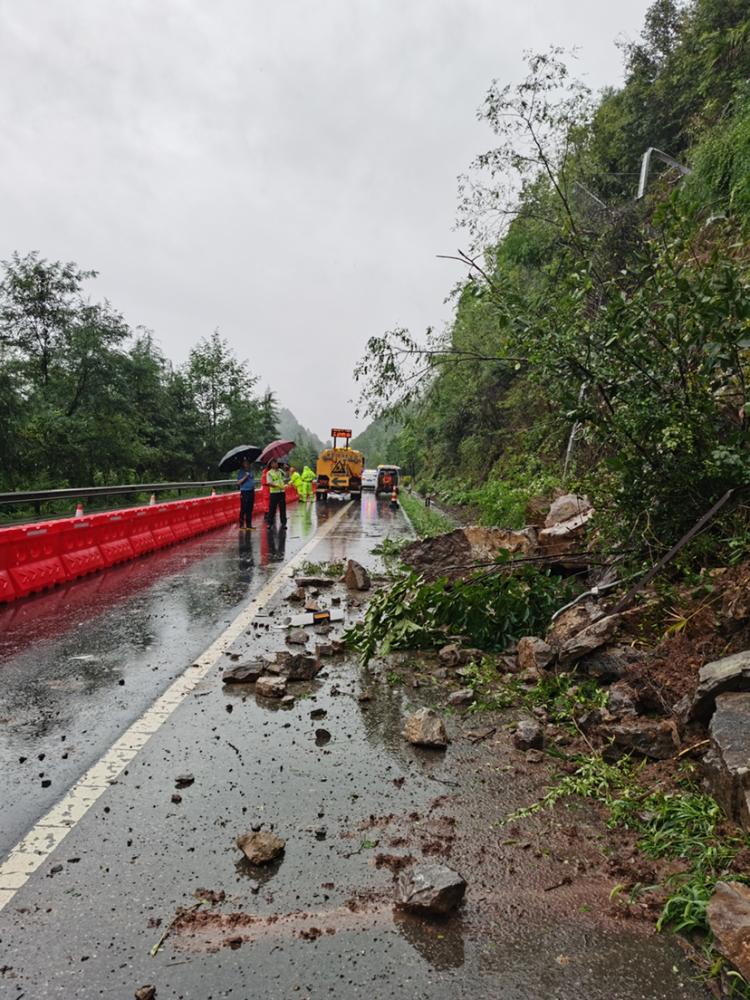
left=0, top=0, right=652, bottom=440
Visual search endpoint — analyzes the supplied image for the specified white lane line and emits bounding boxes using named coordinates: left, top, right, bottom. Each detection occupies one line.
left=0, top=502, right=352, bottom=912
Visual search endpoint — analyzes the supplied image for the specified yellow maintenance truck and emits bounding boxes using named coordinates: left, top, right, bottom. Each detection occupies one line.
left=316, top=428, right=364, bottom=501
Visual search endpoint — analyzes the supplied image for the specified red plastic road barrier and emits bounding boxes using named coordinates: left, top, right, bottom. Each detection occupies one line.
left=58, top=517, right=106, bottom=580
left=0, top=485, right=305, bottom=605
left=96, top=512, right=136, bottom=567
left=5, top=522, right=66, bottom=599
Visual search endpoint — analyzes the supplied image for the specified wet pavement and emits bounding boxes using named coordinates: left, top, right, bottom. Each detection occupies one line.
left=0, top=493, right=710, bottom=999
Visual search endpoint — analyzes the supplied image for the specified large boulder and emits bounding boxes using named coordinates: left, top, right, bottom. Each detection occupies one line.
left=703, top=692, right=750, bottom=834
left=601, top=718, right=680, bottom=760
left=345, top=559, right=371, bottom=590
left=517, top=636, right=556, bottom=673
left=404, top=708, right=448, bottom=747
left=395, top=863, right=466, bottom=915
left=236, top=830, right=286, bottom=865
left=544, top=494, right=593, bottom=528
left=557, top=614, right=620, bottom=668
left=707, top=882, right=750, bottom=982
left=688, top=651, right=750, bottom=721
left=401, top=527, right=536, bottom=584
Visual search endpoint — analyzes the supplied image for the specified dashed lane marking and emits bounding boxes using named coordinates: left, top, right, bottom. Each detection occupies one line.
left=0, top=502, right=353, bottom=911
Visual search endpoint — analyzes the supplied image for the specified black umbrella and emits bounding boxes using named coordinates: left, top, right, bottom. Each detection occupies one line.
left=218, top=445, right=262, bottom=473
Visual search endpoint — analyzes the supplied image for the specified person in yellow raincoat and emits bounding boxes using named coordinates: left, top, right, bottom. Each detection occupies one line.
left=289, top=467, right=303, bottom=500
left=300, top=465, right=315, bottom=502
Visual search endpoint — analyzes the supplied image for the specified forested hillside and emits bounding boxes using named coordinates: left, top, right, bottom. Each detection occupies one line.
left=356, top=0, right=750, bottom=564
left=0, top=252, right=282, bottom=491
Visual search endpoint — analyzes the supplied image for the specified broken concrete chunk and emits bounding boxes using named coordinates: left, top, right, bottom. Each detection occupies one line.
left=517, top=636, right=556, bottom=673
left=446, top=688, right=474, bottom=707
left=557, top=614, right=620, bottom=668
left=395, top=863, right=467, bottom=915
left=255, top=675, right=287, bottom=698
left=602, top=718, right=679, bottom=760
left=404, top=707, right=448, bottom=747
left=707, top=881, right=750, bottom=983
left=286, top=629, right=309, bottom=645
left=689, top=651, right=750, bottom=721
left=345, top=559, right=371, bottom=590
left=513, top=720, right=544, bottom=751
left=703, top=692, right=750, bottom=835
left=222, top=662, right=263, bottom=684
left=236, top=830, right=286, bottom=865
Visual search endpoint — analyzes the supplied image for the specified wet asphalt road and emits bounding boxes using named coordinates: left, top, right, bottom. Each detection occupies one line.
left=0, top=494, right=708, bottom=999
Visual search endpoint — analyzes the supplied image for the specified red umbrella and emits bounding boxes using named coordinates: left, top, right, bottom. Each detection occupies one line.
left=259, top=439, right=296, bottom=464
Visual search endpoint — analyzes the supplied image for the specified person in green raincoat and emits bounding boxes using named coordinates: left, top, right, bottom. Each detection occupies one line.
left=300, top=465, right=315, bottom=502
left=289, top=467, right=303, bottom=500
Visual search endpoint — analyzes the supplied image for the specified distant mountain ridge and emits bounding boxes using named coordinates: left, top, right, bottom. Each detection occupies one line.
left=276, top=407, right=326, bottom=451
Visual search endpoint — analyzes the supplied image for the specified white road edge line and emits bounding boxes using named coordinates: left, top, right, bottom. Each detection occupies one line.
left=0, top=502, right=353, bottom=911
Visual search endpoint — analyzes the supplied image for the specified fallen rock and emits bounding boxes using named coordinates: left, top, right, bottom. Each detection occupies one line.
left=544, top=494, right=593, bottom=528
left=331, top=596, right=341, bottom=606
left=607, top=681, right=640, bottom=717
left=557, top=614, right=620, bottom=668
left=602, top=718, right=680, bottom=760
left=438, top=644, right=462, bottom=668
left=576, top=708, right=602, bottom=733
left=546, top=601, right=599, bottom=646
left=330, top=639, right=345, bottom=654
left=707, top=881, right=750, bottom=982
left=276, top=654, right=321, bottom=681
left=537, top=513, right=592, bottom=567
left=689, top=651, right=750, bottom=721
left=287, top=587, right=306, bottom=603
left=236, top=830, right=286, bottom=865
left=175, top=774, right=194, bottom=787
left=703, top=692, right=750, bottom=834
left=525, top=749, right=545, bottom=764
left=134, top=988, right=157, bottom=1000
left=315, top=643, right=334, bottom=657
left=395, top=863, right=467, bottom=915
left=358, top=689, right=373, bottom=702
left=459, top=648, right=484, bottom=665
left=255, top=675, right=287, bottom=698
left=446, top=688, right=474, bottom=707
left=304, top=598, right=320, bottom=612
left=517, top=637, right=556, bottom=673
left=295, top=576, right=335, bottom=587
left=280, top=694, right=295, bottom=707
left=222, top=662, right=263, bottom=684
left=513, top=720, right=544, bottom=751
left=404, top=707, right=448, bottom=747
left=345, top=559, right=371, bottom=590
left=401, top=527, right=535, bottom=584
left=286, top=629, right=309, bottom=645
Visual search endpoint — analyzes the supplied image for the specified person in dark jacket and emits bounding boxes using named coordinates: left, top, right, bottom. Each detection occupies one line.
left=237, top=457, right=255, bottom=530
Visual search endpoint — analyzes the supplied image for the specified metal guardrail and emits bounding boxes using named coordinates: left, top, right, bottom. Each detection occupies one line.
left=0, top=481, right=237, bottom=521
left=0, top=480, right=235, bottom=506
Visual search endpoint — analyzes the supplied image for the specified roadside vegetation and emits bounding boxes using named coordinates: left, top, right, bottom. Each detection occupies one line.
left=350, top=1, right=750, bottom=988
